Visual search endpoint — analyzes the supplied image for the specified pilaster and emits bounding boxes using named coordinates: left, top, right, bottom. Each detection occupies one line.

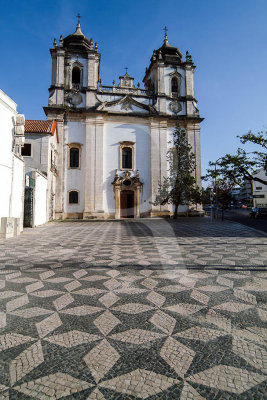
left=150, top=119, right=160, bottom=214
left=94, top=117, right=104, bottom=214
left=53, top=116, right=65, bottom=219
left=83, top=116, right=104, bottom=218
left=187, top=122, right=202, bottom=208
left=83, top=119, right=96, bottom=217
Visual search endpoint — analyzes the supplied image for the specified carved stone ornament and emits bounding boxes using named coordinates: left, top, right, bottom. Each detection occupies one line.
left=121, top=99, right=133, bottom=111
left=70, top=93, right=82, bottom=106
left=169, top=101, right=182, bottom=114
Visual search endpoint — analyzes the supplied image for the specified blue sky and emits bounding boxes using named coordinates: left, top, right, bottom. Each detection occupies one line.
left=1, top=0, right=266, bottom=178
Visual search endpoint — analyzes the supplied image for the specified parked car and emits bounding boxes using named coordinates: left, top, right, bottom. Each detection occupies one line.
left=250, top=207, right=267, bottom=218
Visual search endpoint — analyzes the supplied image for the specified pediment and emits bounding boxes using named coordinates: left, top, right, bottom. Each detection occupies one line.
left=169, top=70, right=182, bottom=78
left=96, top=95, right=157, bottom=115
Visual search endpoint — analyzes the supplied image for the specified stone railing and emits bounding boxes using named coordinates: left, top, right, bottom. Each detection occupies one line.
left=98, top=85, right=149, bottom=96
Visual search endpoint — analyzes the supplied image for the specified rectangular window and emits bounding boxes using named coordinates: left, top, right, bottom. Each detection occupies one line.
left=69, top=191, right=79, bottom=204
left=70, top=148, right=80, bottom=168
left=21, top=143, right=31, bottom=157
left=122, top=147, right=133, bottom=169
left=255, top=187, right=262, bottom=190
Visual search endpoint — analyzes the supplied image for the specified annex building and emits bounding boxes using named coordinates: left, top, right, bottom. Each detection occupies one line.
left=28, top=22, right=203, bottom=220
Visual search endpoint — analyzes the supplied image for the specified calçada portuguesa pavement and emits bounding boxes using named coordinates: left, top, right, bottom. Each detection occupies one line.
left=0, top=218, right=266, bottom=399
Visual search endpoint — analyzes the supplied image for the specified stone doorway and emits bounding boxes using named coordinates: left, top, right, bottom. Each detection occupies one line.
left=120, top=190, right=134, bottom=218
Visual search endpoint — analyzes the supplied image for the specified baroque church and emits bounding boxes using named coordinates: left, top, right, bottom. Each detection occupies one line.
left=43, top=21, right=203, bottom=220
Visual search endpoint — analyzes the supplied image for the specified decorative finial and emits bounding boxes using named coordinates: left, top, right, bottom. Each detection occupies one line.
left=76, top=13, right=81, bottom=25
left=163, top=26, right=168, bottom=43
left=115, top=169, right=118, bottom=178
left=137, top=82, right=140, bottom=88
left=112, top=80, right=115, bottom=86
left=186, top=51, right=192, bottom=62
left=136, top=169, right=140, bottom=178
left=89, top=39, right=94, bottom=50
left=99, top=78, right=102, bottom=86
left=53, top=38, right=57, bottom=48
left=158, top=50, right=163, bottom=60
left=59, top=35, right=63, bottom=47
left=95, top=42, right=98, bottom=51
left=124, top=67, right=128, bottom=75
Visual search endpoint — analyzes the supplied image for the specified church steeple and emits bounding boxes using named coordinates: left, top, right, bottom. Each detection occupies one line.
left=46, top=19, right=100, bottom=109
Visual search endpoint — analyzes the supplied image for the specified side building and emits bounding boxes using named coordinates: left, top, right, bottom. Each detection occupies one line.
left=252, top=168, right=267, bottom=208
left=44, top=23, right=203, bottom=219
left=0, top=89, right=25, bottom=238
left=23, top=120, right=59, bottom=226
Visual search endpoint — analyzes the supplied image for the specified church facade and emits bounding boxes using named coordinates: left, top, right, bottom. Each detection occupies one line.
left=44, top=22, right=203, bottom=219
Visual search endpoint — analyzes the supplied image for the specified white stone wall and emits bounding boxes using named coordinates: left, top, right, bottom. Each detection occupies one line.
left=103, top=121, right=151, bottom=215
left=64, top=121, right=85, bottom=214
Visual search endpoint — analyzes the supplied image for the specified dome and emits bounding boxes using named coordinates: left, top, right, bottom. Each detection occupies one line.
left=63, top=23, right=95, bottom=52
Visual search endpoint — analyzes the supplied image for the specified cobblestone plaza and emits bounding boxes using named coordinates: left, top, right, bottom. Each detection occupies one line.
left=0, top=219, right=266, bottom=399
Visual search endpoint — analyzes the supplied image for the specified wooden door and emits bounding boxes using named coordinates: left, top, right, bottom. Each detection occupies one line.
left=120, top=191, right=134, bottom=218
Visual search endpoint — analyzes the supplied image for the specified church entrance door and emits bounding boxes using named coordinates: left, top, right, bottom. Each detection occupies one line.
left=120, top=190, right=134, bottom=218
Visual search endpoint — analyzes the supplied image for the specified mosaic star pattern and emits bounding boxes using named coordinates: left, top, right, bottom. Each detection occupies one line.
left=0, top=218, right=266, bottom=399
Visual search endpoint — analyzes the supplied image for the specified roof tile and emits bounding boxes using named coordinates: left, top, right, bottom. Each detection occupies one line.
left=25, top=120, right=55, bottom=134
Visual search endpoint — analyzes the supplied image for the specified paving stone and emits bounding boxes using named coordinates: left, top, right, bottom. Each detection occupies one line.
left=0, top=219, right=266, bottom=399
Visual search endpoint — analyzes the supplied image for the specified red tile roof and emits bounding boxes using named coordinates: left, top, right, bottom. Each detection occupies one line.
left=25, top=120, right=56, bottom=134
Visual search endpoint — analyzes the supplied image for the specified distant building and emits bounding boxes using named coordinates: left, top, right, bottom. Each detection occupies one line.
left=252, top=168, right=267, bottom=208
left=42, top=22, right=203, bottom=219
left=0, top=90, right=25, bottom=238
left=230, top=187, right=240, bottom=205
left=238, top=180, right=252, bottom=207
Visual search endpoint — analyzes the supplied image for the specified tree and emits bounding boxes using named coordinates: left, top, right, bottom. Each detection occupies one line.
left=204, top=131, right=267, bottom=186
left=154, top=125, right=201, bottom=219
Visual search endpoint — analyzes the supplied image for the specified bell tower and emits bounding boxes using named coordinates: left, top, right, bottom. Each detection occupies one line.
left=143, top=29, right=198, bottom=118
left=47, top=20, right=100, bottom=110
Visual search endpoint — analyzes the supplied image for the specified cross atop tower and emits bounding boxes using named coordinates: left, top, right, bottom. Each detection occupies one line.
left=76, top=13, right=81, bottom=25
left=124, top=67, right=128, bottom=74
left=163, top=26, right=168, bottom=37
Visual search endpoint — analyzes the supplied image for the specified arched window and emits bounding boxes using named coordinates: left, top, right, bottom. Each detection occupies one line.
left=72, top=67, right=81, bottom=84
left=171, top=77, right=179, bottom=97
left=70, top=147, right=80, bottom=168
left=69, top=191, right=79, bottom=204
left=122, top=147, right=133, bottom=169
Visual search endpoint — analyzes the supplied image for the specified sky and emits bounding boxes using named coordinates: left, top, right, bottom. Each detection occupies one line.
left=1, top=0, right=266, bottom=178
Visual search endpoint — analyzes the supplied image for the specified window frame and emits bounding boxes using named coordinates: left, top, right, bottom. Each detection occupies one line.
left=72, top=67, right=81, bottom=85
left=68, top=143, right=82, bottom=169
left=169, top=71, right=181, bottom=98
left=68, top=190, right=80, bottom=205
left=70, top=61, right=84, bottom=90
left=21, top=143, right=32, bottom=157
left=119, top=141, right=135, bottom=171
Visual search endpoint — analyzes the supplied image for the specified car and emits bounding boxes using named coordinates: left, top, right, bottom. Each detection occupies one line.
left=249, top=207, right=267, bottom=218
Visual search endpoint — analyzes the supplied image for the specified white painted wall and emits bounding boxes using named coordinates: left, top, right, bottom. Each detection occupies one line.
left=23, top=134, right=49, bottom=173
left=33, top=171, right=48, bottom=226
left=0, top=90, right=25, bottom=228
left=103, top=122, right=151, bottom=214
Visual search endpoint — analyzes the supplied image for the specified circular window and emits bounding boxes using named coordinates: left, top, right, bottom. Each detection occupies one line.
left=123, top=179, right=132, bottom=186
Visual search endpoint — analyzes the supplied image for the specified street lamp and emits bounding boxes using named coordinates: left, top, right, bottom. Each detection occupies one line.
left=213, top=157, right=223, bottom=219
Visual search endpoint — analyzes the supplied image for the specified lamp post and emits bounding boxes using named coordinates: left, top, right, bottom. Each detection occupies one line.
left=213, top=157, right=223, bottom=219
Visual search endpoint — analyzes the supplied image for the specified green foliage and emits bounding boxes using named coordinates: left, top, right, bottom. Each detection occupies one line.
left=154, top=125, right=200, bottom=218
left=203, top=131, right=267, bottom=186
